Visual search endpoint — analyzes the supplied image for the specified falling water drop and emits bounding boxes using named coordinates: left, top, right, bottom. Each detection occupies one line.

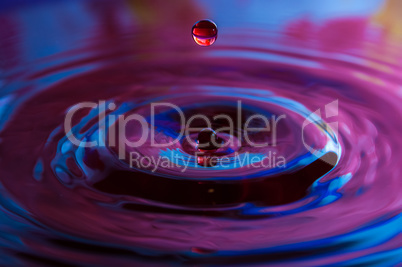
left=192, top=20, right=218, bottom=46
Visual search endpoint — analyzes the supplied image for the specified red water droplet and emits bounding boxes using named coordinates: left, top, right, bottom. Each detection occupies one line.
left=197, top=155, right=218, bottom=167
left=192, top=20, right=217, bottom=46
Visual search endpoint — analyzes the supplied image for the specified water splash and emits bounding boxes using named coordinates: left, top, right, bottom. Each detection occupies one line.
left=0, top=0, right=402, bottom=266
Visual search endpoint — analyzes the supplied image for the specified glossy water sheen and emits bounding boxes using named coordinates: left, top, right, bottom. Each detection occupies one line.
left=0, top=0, right=402, bottom=266
left=192, top=19, right=218, bottom=46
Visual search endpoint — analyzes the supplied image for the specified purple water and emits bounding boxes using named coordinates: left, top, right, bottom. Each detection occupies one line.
left=0, top=0, right=402, bottom=266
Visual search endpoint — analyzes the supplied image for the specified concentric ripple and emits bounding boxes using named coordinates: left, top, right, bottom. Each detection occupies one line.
left=1, top=1, right=402, bottom=266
